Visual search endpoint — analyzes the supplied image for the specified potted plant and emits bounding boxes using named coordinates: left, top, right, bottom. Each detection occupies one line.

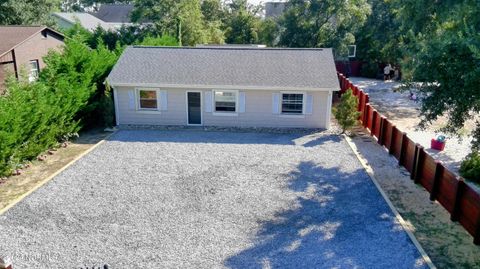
left=431, top=135, right=446, bottom=151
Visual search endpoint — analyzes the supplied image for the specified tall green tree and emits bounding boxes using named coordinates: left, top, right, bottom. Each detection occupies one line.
left=354, top=0, right=402, bottom=64
left=0, top=0, right=61, bottom=25
left=393, top=0, right=480, bottom=149
left=278, top=0, right=371, bottom=55
left=258, top=18, right=280, bottom=47
left=132, top=0, right=215, bottom=46
left=224, top=0, right=262, bottom=44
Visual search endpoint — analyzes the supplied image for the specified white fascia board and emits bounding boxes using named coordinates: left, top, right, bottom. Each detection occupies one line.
left=108, top=82, right=335, bottom=92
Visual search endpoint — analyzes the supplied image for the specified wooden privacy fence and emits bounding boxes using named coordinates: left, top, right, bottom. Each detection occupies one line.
left=337, top=73, right=480, bottom=245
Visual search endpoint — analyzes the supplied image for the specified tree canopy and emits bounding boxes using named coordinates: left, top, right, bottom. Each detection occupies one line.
left=0, top=0, right=61, bottom=25
left=278, top=0, right=371, bottom=55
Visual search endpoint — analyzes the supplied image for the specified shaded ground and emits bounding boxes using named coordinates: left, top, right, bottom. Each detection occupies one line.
left=0, top=130, right=427, bottom=268
left=0, top=129, right=110, bottom=213
left=349, top=77, right=473, bottom=175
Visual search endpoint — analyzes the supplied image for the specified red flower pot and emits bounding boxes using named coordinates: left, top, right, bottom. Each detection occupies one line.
left=431, top=139, right=446, bottom=151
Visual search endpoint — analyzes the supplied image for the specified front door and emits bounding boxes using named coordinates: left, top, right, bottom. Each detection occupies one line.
left=187, top=92, right=202, bottom=125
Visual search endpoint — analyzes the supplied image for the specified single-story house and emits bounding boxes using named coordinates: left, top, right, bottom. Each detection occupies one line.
left=106, top=46, right=339, bottom=129
left=0, top=26, right=64, bottom=90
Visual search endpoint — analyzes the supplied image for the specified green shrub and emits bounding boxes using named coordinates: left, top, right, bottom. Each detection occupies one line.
left=0, top=35, right=119, bottom=176
left=460, top=152, right=480, bottom=182
left=333, top=88, right=360, bottom=134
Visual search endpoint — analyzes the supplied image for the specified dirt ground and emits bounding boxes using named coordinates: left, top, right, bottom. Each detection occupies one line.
left=348, top=77, right=474, bottom=176
left=349, top=127, right=480, bottom=268
left=329, top=102, right=480, bottom=269
left=0, top=129, right=110, bottom=212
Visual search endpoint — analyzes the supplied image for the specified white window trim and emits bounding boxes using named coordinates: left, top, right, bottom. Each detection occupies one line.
left=280, top=91, right=306, bottom=116
left=212, top=89, right=239, bottom=116
left=28, top=60, right=39, bottom=82
left=136, top=88, right=160, bottom=112
left=185, top=90, right=203, bottom=125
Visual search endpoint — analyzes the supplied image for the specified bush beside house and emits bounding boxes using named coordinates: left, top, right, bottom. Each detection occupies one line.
left=0, top=36, right=119, bottom=177
left=334, top=89, right=360, bottom=134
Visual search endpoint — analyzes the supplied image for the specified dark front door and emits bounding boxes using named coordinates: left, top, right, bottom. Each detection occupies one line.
left=187, top=92, right=201, bottom=125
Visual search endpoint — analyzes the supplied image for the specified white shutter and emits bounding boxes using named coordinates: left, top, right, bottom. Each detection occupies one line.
left=272, top=93, right=280, bottom=114
left=205, top=91, right=213, bottom=112
left=238, top=92, right=246, bottom=113
left=159, top=90, right=168, bottom=111
left=128, top=90, right=135, bottom=110
left=305, top=94, right=313, bottom=114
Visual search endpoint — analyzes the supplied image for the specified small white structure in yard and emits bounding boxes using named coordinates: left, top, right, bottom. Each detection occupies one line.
left=106, top=46, right=340, bottom=129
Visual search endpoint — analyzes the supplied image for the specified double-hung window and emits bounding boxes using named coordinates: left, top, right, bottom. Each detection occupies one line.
left=281, top=93, right=304, bottom=114
left=28, top=60, right=39, bottom=82
left=214, top=90, right=237, bottom=112
left=137, top=89, right=158, bottom=110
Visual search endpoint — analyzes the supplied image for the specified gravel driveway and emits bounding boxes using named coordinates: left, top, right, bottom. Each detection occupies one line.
left=0, top=130, right=428, bottom=268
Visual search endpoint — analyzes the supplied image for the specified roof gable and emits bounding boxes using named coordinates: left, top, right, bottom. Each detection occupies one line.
left=107, top=47, right=339, bottom=91
left=0, top=26, right=63, bottom=57
left=91, top=4, right=134, bottom=23
left=53, top=12, right=124, bottom=32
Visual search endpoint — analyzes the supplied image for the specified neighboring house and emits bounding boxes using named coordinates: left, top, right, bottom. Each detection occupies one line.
left=52, top=12, right=129, bottom=32
left=0, top=26, right=64, bottom=90
left=91, top=3, right=134, bottom=23
left=106, top=46, right=339, bottom=129
left=265, top=1, right=287, bottom=18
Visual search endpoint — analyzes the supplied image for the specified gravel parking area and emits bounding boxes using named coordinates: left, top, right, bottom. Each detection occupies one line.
left=0, top=130, right=428, bottom=268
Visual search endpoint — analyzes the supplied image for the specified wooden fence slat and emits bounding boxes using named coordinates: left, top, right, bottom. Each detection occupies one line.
left=388, top=124, right=397, bottom=154
left=399, top=132, right=408, bottom=166
left=411, top=144, right=420, bottom=180
left=451, top=178, right=466, bottom=222
left=430, top=161, right=444, bottom=201
left=363, top=104, right=370, bottom=128
left=475, top=216, right=480, bottom=245
left=378, top=116, right=387, bottom=146
left=414, top=146, right=425, bottom=184
left=371, top=110, right=378, bottom=137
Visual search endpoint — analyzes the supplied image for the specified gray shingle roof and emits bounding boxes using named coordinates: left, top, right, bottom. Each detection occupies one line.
left=91, top=4, right=134, bottom=23
left=107, top=46, right=339, bottom=90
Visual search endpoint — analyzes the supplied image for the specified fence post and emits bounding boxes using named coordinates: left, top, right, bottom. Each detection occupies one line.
left=357, top=91, right=363, bottom=112
left=358, top=92, right=365, bottom=120
left=388, top=125, right=397, bottom=154
left=371, top=111, right=377, bottom=136
left=378, top=116, right=387, bottom=146
left=363, top=95, right=369, bottom=127
left=430, top=161, right=444, bottom=201
left=410, top=144, right=420, bottom=180
left=363, top=104, right=370, bottom=128
left=398, top=132, right=408, bottom=166
left=450, top=178, right=466, bottom=222
left=413, top=146, right=425, bottom=184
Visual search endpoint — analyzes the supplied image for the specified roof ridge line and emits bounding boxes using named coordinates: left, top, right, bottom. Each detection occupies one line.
left=131, top=45, right=327, bottom=51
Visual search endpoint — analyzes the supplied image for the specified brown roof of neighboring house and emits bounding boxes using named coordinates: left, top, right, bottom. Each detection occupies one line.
left=0, top=26, right=64, bottom=57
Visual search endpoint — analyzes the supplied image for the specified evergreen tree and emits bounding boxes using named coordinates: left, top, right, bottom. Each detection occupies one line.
left=334, top=89, right=360, bottom=134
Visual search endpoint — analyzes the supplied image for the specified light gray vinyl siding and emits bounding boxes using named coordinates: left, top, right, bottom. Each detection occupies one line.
left=114, top=86, right=331, bottom=128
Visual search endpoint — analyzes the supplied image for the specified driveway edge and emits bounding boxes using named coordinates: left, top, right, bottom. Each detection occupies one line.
left=343, top=134, right=436, bottom=269
left=0, top=131, right=117, bottom=216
